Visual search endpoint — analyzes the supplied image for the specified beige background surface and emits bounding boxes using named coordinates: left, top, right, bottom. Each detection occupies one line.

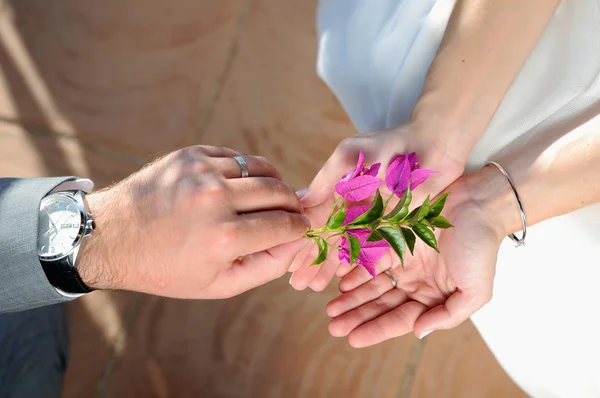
left=0, top=1, right=525, bottom=397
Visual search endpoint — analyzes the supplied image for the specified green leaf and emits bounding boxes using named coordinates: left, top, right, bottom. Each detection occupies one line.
left=384, top=188, right=412, bottom=221
left=406, top=206, right=421, bottom=226
left=347, top=234, right=361, bottom=265
left=388, top=192, right=413, bottom=222
left=401, top=228, right=416, bottom=255
left=349, top=190, right=384, bottom=225
left=310, top=236, right=328, bottom=265
left=429, top=215, right=454, bottom=229
left=427, top=192, right=450, bottom=218
left=369, top=220, right=381, bottom=230
left=408, top=195, right=431, bottom=226
left=413, top=224, right=439, bottom=253
left=366, top=229, right=384, bottom=242
left=417, top=195, right=431, bottom=221
left=378, top=227, right=406, bottom=267
left=327, top=202, right=346, bottom=229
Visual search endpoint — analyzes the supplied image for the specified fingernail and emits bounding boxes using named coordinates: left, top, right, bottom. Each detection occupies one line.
left=296, top=188, right=308, bottom=198
left=301, top=214, right=311, bottom=229
left=419, top=330, right=433, bottom=339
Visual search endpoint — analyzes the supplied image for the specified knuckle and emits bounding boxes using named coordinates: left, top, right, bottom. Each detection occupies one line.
left=270, top=211, right=306, bottom=237
left=255, top=155, right=270, bottom=165
left=174, top=147, right=213, bottom=174
left=178, top=171, right=229, bottom=207
left=372, top=296, right=391, bottom=312
left=268, top=178, right=296, bottom=200
left=210, top=145, right=241, bottom=158
left=254, top=155, right=280, bottom=176
left=178, top=146, right=207, bottom=162
left=273, top=211, right=295, bottom=231
left=204, top=145, right=224, bottom=153
left=198, top=181, right=230, bottom=203
left=335, top=138, right=361, bottom=167
left=171, top=170, right=229, bottom=209
left=337, top=137, right=358, bottom=155
left=216, top=223, right=241, bottom=248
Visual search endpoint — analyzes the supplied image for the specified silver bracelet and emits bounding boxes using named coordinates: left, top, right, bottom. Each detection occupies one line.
left=486, top=161, right=527, bottom=247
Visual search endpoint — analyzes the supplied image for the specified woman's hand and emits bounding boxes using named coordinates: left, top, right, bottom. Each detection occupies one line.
left=325, top=173, right=505, bottom=347
left=288, top=0, right=562, bottom=294
left=326, top=112, right=600, bottom=346
left=288, top=124, right=465, bottom=292
left=79, top=146, right=311, bottom=299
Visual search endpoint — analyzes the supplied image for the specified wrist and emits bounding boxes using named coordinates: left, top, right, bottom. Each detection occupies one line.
left=409, top=111, right=480, bottom=168
left=402, top=121, right=467, bottom=180
left=461, top=164, right=525, bottom=239
left=408, top=67, right=502, bottom=166
left=78, top=189, right=127, bottom=290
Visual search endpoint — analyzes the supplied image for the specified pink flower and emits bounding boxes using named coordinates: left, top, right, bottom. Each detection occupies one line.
left=337, top=205, right=390, bottom=278
left=338, top=230, right=389, bottom=278
left=335, top=151, right=382, bottom=202
left=341, top=205, right=370, bottom=226
left=385, top=152, right=435, bottom=196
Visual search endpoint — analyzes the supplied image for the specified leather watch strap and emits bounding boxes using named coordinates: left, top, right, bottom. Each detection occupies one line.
left=40, top=257, right=94, bottom=294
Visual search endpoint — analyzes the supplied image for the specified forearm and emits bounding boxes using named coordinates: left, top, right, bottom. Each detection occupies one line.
left=410, top=0, right=560, bottom=163
left=77, top=189, right=126, bottom=291
left=467, top=115, right=600, bottom=235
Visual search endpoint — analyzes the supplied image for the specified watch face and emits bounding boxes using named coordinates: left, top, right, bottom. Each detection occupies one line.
left=38, top=194, right=83, bottom=259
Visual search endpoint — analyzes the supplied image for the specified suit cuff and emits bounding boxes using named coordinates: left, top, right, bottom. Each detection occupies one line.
left=0, top=177, right=79, bottom=313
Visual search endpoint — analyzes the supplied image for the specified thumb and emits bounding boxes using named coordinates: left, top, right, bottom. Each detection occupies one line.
left=413, top=224, right=500, bottom=338
left=225, top=238, right=310, bottom=295
left=413, top=288, right=492, bottom=339
left=301, top=152, right=355, bottom=208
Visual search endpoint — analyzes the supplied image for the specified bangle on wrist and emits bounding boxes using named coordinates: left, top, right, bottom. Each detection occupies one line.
left=486, top=161, right=527, bottom=247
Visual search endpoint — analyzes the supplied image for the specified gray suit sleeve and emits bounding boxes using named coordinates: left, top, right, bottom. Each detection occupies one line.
left=0, top=177, right=77, bottom=313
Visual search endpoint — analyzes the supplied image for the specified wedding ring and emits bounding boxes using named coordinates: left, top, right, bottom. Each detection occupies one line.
left=384, top=270, right=397, bottom=289
left=233, top=156, right=249, bottom=178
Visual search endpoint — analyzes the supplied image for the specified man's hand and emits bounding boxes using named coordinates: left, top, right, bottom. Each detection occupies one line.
left=77, top=146, right=311, bottom=299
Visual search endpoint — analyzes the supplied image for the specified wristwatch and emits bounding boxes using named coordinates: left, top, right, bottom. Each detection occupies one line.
left=37, top=178, right=96, bottom=297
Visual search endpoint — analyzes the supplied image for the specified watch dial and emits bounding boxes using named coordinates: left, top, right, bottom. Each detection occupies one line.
left=38, top=195, right=82, bottom=259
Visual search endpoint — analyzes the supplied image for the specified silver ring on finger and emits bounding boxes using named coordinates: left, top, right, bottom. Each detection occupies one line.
left=233, top=156, right=249, bottom=178
left=384, top=269, right=397, bottom=289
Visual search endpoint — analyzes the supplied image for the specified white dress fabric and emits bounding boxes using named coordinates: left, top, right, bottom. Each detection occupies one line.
left=317, top=1, right=600, bottom=396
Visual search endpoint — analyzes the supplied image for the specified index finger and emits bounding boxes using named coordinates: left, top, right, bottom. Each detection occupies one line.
left=225, top=238, right=310, bottom=295
left=347, top=300, right=428, bottom=348
left=231, top=210, right=311, bottom=256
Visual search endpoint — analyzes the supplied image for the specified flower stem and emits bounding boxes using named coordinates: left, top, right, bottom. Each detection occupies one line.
left=383, top=195, right=394, bottom=212
left=324, top=196, right=343, bottom=225
left=306, top=220, right=405, bottom=237
left=325, top=232, right=343, bottom=242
